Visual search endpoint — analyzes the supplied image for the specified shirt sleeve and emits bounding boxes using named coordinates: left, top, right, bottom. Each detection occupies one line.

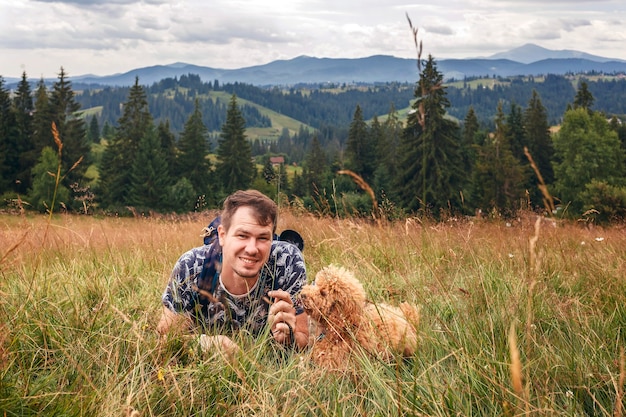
left=161, top=246, right=208, bottom=313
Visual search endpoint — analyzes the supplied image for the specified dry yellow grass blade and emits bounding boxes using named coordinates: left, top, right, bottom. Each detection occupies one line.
left=337, top=169, right=378, bottom=214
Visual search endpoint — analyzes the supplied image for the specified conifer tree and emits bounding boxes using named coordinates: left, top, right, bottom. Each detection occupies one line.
left=11, top=72, right=35, bottom=194
left=523, top=90, right=554, bottom=208
left=127, top=127, right=170, bottom=210
left=48, top=68, right=89, bottom=189
left=472, top=102, right=525, bottom=215
left=460, top=106, right=481, bottom=205
left=395, top=55, right=463, bottom=216
left=373, top=105, right=402, bottom=201
left=304, top=136, right=329, bottom=196
left=345, top=105, right=376, bottom=183
left=573, top=80, right=594, bottom=111
left=216, top=95, right=254, bottom=195
left=98, top=77, right=153, bottom=208
left=176, top=99, right=212, bottom=200
left=87, top=115, right=100, bottom=144
left=0, top=77, right=16, bottom=194
left=507, top=103, right=525, bottom=161
left=31, top=79, right=52, bottom=160
left=29, top=146, right=70, bottom=212
left=157, top=120, right=177, bottom=178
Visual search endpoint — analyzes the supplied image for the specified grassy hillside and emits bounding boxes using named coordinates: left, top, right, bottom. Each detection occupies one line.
left=1, top=211, right=624, bottom=415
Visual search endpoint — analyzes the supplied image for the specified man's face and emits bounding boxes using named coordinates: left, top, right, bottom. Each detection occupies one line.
left=218, top=206, right=273, bottom=281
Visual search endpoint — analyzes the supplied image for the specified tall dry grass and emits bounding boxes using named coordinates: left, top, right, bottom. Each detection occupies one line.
left=1, top=211, right=625, bottom=415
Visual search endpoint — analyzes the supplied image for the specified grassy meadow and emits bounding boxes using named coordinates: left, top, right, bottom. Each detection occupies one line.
left=1, top=211, right=625, bottom=416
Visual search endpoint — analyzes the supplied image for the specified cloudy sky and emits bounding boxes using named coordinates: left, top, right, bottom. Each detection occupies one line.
left=1, top=0, right=625, bottom=79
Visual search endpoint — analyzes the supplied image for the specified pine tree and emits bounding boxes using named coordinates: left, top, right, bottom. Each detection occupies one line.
left=176, top=99, right=212, bottom=199
left=127, top=127, right=170, bottom=210
left=460, top=106, right=481, bottom=206
left=157, top=120, right=177, bottom=178
left=10, top=72, right=36, bottom=194
left=87, top=115, right=100, bottom=144
left=48, top=68, right=89, bottom=190
left=0, top=77, right=17, bottom=194
left=573, top=80, right=594, bottom=111
left=523, top=90, right=554, bottom=208
left=303, top=136, right=328, bottom=197
left=373, top=105, right=402, bottom=201
left=395, top=55, right=463, bottom=216
left=31, top=79, right=52, bottom=160
left=29, top=146, right=71, bottom=212
left=98, top=77, right=153, bottom=208
left=507, top=103, right=525, bottom=161
left=472, top=102, right=525, bottom=215
left=345, top=105, right=376, bottom=183
left=215, top=95, right=254, bottom=195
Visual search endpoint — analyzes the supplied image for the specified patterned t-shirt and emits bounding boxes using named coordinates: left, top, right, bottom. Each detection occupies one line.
left=162, top=240, right=306, bottom=336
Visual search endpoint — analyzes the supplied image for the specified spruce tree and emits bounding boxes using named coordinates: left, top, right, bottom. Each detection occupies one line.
left=87, top=115, right=100, bottom=144
left=31, top=79, right=52, bottom=161
left=157, top=120, right=177, bottom=178
left=215, top=95, right=254, bottom=195
left=472, top=102, right=525, bottom=215
left=573, top=80, right=594, bottom=111
left=48, top=68, right=89, bottom=190
left=395, top=55, right=463, bottom=216
left=176, top=99, right=212, bottom=199
left=345, top=105, right=376, bottom=183
left=127, top=127, right=170, bottom=210
left=11, top=72, right=35, bottom=194
left=304, top=136, right=329, bottom=197
left=98, top=77, right=153, bottom=208
left=523, top=90, right=554, bottom=208
left=460, top=106, right=481, bottom=206
left=373, top=105, right=402, bottom=202
left=0, top=77, right=17, bottom=194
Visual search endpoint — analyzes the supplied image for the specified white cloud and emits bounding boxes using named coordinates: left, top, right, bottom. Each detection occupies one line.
left=0, top=0, right=624, bottom=78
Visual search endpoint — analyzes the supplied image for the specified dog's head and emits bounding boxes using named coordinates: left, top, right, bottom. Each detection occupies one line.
left=300, top=265, right=367, bottom=330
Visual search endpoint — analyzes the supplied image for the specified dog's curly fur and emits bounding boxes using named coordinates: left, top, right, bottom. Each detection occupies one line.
left=300, top=265, right=419, bottom=371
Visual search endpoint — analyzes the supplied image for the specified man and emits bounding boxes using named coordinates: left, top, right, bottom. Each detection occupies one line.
left=157, top=190, right=308, bottom=353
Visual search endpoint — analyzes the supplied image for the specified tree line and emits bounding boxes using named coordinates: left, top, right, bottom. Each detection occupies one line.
left=1, top=59, right=626, bottom=222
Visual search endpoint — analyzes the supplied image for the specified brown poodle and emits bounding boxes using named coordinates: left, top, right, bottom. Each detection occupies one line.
left=300, top=265, right=419, bottom=371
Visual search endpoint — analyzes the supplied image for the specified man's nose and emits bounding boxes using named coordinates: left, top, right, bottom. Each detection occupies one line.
left=245, top=238, right=259, bottom=253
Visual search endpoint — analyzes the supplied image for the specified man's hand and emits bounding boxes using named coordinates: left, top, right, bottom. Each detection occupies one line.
left=267, top=290, right=309, bottom=350
left=156, top=307, right=192, bottom=336
left=199, top=334, right=239, bottom=361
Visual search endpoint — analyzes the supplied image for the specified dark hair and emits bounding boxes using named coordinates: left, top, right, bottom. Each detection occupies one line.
left=220, top=190, right=277, bottom=234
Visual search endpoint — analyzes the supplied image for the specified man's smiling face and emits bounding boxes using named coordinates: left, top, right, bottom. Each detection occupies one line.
left=218, top=205, right=273, bottom=284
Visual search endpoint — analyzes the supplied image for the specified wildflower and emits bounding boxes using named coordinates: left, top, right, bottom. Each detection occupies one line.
left=566, top=390, right=574, bottom=399
left=595, top=237, right=604, bottom=242
left=508, top=253, right=514, bottom=258
left=581, top=241, right=586, bottom=245
left=157, top=368, right=165, bottom=381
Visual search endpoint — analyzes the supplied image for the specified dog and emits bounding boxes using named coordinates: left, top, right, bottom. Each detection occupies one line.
left=299, top=265, right=419, bottom=371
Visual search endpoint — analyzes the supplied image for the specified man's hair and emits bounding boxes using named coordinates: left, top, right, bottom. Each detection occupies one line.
left=220, top=190, right=277, bottom=234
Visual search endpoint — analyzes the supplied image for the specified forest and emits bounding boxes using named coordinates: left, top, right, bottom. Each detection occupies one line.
left=1, top=57, right=626, bottom=222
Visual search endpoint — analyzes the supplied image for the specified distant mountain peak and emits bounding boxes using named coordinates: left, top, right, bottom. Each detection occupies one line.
left=488, top=43, right=622, bottom=64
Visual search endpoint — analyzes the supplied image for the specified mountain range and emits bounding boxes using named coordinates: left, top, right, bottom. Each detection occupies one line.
left=6, top=43, right=626, bottom=88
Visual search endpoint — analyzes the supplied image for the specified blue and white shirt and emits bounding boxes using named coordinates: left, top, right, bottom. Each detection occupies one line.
left=162, top=241, right=306, bottom=336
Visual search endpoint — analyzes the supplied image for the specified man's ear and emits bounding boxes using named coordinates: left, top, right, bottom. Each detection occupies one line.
left=217, top=224, right=225, bottom=245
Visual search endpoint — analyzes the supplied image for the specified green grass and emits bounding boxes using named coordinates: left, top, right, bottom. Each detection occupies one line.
left=1, top=212, right=624, bottom=416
